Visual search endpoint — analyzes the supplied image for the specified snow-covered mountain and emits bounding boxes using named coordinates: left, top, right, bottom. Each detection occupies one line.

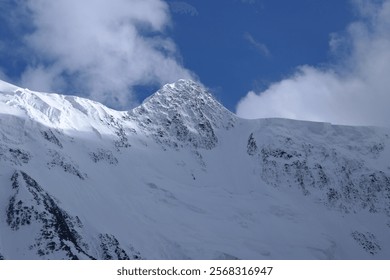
left=1, top=79, right=390, bottom=260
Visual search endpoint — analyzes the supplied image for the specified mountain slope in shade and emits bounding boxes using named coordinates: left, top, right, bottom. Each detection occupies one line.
left=0, top=79, right=390, bottom=259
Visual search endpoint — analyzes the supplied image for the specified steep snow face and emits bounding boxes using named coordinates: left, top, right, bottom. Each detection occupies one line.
left=245, top=118, right=390, bottom=215
left=1, top=79, right=390, bottom=260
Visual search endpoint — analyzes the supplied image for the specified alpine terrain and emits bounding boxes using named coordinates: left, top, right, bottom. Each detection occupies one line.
left=0, top=79, right=390, bottom=260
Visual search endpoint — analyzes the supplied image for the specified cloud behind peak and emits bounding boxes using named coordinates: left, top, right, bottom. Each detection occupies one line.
left=237, top=0, right=390, bottom=127
left=4, top=0, right=194, bottom=109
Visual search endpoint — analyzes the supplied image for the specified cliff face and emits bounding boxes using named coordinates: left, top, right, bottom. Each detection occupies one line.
left=1, top=79, right=390, bottom=259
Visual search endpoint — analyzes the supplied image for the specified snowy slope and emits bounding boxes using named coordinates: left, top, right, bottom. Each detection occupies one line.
left=1, top=79, right=390, bottom=259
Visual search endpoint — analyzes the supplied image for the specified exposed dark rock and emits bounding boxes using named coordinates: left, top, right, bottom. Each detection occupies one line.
left=7, top=170, right=94, bottom=259
left=247, top=133, right=258, bottom=156
left=108, top=115, right=131, bottom=150
left=89, top=149, right=118, bottom=165
left=0, top=145, right=31, bottom=166
left=9, top=148, right=30, bottom=164
left=99, top=234, right=141, bottom=260
left=6, top=170, right=143, bottom=260
left=259, top=138, right=390, bottom=215
left=47, top=150, right=86, bottom=180
left=352, top=231, right=381, bottom=255
left=41, top=129, right=63, bottom=148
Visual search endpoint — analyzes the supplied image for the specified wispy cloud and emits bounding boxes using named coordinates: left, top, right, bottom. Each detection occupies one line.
left=169, top=1, right=198, bottom=16
left=240, top=0, right=257, bottom=4
left=237, top=0, right=390, bottom=127
left=0, top=67, right=8, bottom=80
left=244, top=32, right=271, bottom=58
left=0, top=0, right=194, bottom=109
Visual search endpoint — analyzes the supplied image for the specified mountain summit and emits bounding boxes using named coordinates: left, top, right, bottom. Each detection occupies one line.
left=128, top=79, right=236, bottom=149
left=0, top=79, right=390, bottom=259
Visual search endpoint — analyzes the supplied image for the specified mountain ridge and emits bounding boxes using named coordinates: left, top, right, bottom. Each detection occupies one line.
left=1, top=79, right=390, bottom=259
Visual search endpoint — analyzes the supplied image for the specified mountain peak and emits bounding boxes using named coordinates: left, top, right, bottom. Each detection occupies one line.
left=138, top=79, right=234, bottom=121
left=128, top=79, right=236, bottom=149
left=142, top=79, right=215, bottom=107
left=163, top=78, right=207, bottom=93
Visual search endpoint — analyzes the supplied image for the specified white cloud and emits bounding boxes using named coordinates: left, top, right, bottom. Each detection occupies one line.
left=169, top=1, right=198, bottom=16
left=236, top=0, right=390, bottom=127
left=244, top=32, right=270, bottom=58
left=12, top=0, right=194, bottom=108
left=0, top=67, right=8, bottom=80
left=20, top=64, right=65, bottom=93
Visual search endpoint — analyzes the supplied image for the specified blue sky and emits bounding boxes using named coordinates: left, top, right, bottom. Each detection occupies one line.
left=167, top=0, right=353, bottom=110
left=1, top=0, right=390, bottom=126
